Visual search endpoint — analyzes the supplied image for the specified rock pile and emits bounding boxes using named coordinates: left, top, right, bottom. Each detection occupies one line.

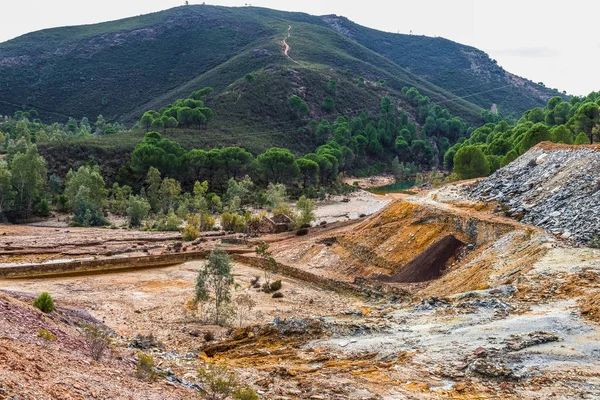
left=468, top=145, right=600, bottom=244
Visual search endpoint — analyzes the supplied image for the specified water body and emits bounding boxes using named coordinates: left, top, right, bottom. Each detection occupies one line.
left=368, top=181, right=416, bottom=194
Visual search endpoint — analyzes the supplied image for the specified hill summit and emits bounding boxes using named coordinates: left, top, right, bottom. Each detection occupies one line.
left=0, top=5, right=562, bottom=123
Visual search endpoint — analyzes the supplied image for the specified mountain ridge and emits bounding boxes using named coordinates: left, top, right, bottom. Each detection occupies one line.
left=0, top=5, right=563, bottom=124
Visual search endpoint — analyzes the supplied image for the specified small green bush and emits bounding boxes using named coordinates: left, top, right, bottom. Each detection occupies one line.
left=270, top=280, right=282, bottom=292
left=136, top=352, right=156, bottom=381
left=33, top=292, right=55, bottom=313
left=38, top=329, right=56, bottom=341
left=181, top=223, right=201, bottom=241
left=234, top=387, right=259, bottom=400
left=83, top=324, right=111, bottom=361
left=272, top=292, right=284, bottom=299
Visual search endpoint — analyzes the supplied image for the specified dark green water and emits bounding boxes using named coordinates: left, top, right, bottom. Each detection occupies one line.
left=368, top=181, right=416, bottom=194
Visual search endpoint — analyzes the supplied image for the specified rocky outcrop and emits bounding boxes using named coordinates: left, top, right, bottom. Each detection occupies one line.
left=469, top=143, right=600, bottom=244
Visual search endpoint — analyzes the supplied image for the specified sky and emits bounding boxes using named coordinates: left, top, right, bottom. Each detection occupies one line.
left=1, top=0, right=598, bottom=96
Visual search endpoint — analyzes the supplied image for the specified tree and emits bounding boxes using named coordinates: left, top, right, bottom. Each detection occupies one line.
left=94, top=115, right=107, bottom=134
left=327, top=80, right=337, bottom=94
left=65, top=165, right=107, bottom=212
left=550, top=125, right=573, bottom=144
left=108, top=183, right=132, bottom=215
left=295, top=196, right=315, bottom=228
left=322, top=97, right=335, bottom=112
left=410, top=140, right=434, bottom=166
left=574, top=132, right=589, bottom=145
left=255, top=242, right=276, bottom=287
left=127, top=195, right=151, bottom=227
left=519, top=123, right=550, bottom=153
left=145, top=167, right=162, bottom=213
left=159, top=177, right=182, bottom=213
left=72, top=186, right=107, bottom=226
left=10, top=145, right=47, bottom=220
left=575, top=102, right=600, bottom=143
left=189, top=87, right=214, bottom=101
left=221, top=147, right=253, bottom=179
left=140, top=111, right=156, bottom=132
left=0, top=160, right=14, bottom=221
left=131, top=131, right=185, bottom=177
left=234, top=293, right=256, bottom=328
left=195, top=247, right=235, bottom=326
left=453, top=146, right=490, bottom=179
left=264, top=183, right=287, bottom=209
left=255, top=148, right=299, bottom=185
left=287, top=95, right=309, bottom=119
left=297, top=158, right=319, bottom=187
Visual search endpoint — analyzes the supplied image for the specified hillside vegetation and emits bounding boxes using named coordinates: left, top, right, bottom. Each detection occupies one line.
left=448, top=92, right=600, bottom=179
left=0, top=5, right=561, bottom=127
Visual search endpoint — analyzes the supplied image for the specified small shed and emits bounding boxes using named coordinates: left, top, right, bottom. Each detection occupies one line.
left=259, top=214, right=294, bottom=234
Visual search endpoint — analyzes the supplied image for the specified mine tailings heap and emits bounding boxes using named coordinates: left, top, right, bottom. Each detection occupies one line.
left=468, top=142, right=600, bottom=245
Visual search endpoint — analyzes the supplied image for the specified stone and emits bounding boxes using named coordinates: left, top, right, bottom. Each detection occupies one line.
left=474, top=347, right=488, bottom=357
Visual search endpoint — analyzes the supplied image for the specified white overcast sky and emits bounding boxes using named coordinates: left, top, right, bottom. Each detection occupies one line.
left=1, top=0, right=598, bottom=96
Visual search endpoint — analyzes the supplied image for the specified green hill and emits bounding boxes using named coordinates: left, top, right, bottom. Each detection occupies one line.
left=0, top=5, right=562, bottom=127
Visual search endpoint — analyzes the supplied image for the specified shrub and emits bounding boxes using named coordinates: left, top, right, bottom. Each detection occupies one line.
left=33, top=292, right=55, bottom=313
left=197, top=365, right=239, bottom=400
left=296, top=228, right=309, bottom=236
left=200, top=212, right=216, bottom=231
left=157, top=209, right=181, bottom=231
left=233, top=387, right=259, bottom=400
left=272, top=292, right=284, bottom=299
left=270, top=280, right=282, bottom=292
left=181, top=223, right=201, bottom=241
left=127, top=195, right=150, bottom=227
left=136, top=352, right=156, bottom=381
left=38, top=329, right=56, bottom=341
left=250, top=276, right=260, bottom=287
left=221, top=212, right=246, bottom=233
left=83, top=324, right=111, bottom=361
left=204, top=331, right=215, bottom=342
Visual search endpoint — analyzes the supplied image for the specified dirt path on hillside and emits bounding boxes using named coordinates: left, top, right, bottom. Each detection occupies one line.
left=390, top=180, right=542, bottom=233
left=282, top=25, right=299, bottom=64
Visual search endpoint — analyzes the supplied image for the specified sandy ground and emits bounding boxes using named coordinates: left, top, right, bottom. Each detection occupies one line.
left=313, top=190, right=390, bottom=225
left=0, top=261, right=371, bottom=394
left=0, top=261, right=365, bottom=342
left=343, top=175, right=396, bottom=189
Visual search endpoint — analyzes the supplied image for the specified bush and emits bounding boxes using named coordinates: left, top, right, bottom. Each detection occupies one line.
left=270, top=280, right=282, bottom=292
left=296, top=228, right=309, bottom=236
left=33, top=292, right=55, bottom=313
left=221, top=212, right=246, bottom=233
left=233, top=387, right=259, bottom=400
left=136, top=353, right=156, bottom=381
left=38, top=329, right=56, bottom=341
left=181, top=223, right=201, bottom=241
left=83, top=324, right=111, bottom=361
left=157, top=209, right=181, bottom=231
left=197, top=365, right=239, bottom=400
left=127, top=195, right=150, bottom=227
left=204, top=331, right=215, bottom=342
left=272, top=292, right=284, bottom=299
